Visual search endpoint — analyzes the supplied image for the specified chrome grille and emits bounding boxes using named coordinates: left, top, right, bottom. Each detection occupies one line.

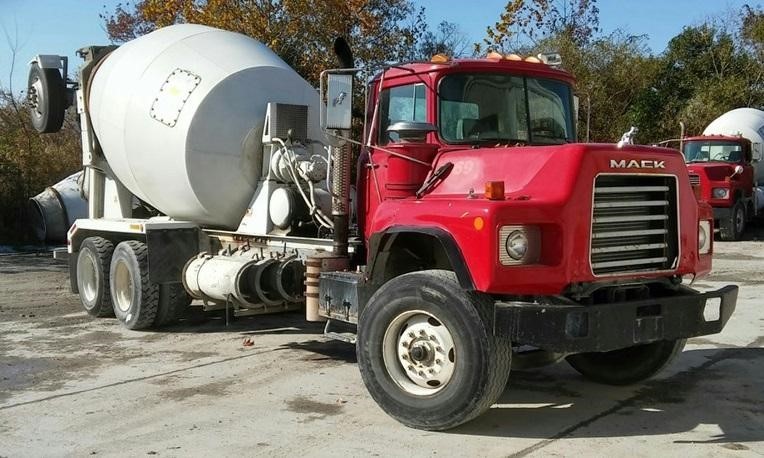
left=591, top=175, right=679, bottom=275
left=688, top=174, right=700, bottom=186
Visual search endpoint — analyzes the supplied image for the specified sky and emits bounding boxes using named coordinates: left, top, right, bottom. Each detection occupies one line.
left=0, top=0, right=754, bottom=93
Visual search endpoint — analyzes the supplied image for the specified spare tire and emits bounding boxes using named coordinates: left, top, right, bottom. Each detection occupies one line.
left=27, top=62, right=66, bottom=133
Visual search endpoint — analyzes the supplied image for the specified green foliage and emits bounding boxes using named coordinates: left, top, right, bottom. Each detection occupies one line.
left=0, top=91, right=81, bottom=244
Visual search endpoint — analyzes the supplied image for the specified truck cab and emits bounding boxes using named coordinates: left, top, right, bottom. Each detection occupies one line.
left=683, top=135, right=755, bottom=240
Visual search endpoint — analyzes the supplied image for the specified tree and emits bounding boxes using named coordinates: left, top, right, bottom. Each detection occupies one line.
left=629, top=22, right=764, bottom=141
left=412, top=21, right=470, bottom=60
left=101, top=0, right=427, bottom=85
left=477, top=0, right=599, bottom=54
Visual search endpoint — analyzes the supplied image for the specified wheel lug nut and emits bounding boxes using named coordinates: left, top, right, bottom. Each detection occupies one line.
left=401, top=341, right=408, bottom=348
left=408, top=365, right=414, bottom=371
left=419, top=330, right=426, bottom=336
left=428, top=369, right=435, bottom=374
left=408, top=332, right=415, bottom=338
left=418, top=371, right=425, bottom=377
left=401, top=354, right=408, bottom=360
left=435, top=359, right=442, bottom=365
left=436, top=346, right=443, bottom=353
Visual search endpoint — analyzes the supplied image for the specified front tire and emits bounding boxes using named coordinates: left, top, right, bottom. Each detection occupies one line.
left=566, top=339, right=686, bottom=385
left=76, top=237, right=114, bottom=317
left=719, top=200, right=745, bottom=241
left=357, top=270, right=511, bottom=431
left=110, top=241, right=159, bottom=330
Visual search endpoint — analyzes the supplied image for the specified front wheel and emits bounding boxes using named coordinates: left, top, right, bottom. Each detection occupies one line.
left=566, top=339, right=686, bottom=385
left=357, top=270, right=511, bottom=431
left=719, top=200, right=746, bottom=241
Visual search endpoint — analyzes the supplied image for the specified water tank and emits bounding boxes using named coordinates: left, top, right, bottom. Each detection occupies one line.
left=88, top=24, right=322, bottom=228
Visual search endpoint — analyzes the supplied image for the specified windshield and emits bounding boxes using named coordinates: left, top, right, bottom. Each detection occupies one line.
left=683, top=140, right=744, bottom=163
left=439, top=73, right=575, bottom=145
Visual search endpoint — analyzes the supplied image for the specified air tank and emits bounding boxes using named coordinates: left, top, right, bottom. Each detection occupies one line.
left=88, top=24, right=322, bottom=228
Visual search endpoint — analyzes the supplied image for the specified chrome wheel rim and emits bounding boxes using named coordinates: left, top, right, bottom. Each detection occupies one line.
left=28, top=77, right=45, bottom=120
left=113, top=260, right=134, bottom=313
left=382, top=310, right=456, bottom=396
left=77, top=251, right=98, bottom=305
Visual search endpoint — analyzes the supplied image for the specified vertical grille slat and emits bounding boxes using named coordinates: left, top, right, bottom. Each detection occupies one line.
left=590, top=175, right=679, bottom=275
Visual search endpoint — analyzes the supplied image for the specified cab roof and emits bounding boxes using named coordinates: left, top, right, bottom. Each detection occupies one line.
left=373, top=58, right=576, bottom=86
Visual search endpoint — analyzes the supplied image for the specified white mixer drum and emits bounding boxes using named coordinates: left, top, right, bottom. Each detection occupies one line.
left=88, top=24, right=321, bottom=228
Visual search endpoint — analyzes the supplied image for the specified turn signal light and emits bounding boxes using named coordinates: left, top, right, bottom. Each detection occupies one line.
left=485, top=181, right=505, bottom=200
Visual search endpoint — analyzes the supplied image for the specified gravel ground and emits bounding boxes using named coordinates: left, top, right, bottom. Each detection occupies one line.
left=0, top=234, right=763, bottom=457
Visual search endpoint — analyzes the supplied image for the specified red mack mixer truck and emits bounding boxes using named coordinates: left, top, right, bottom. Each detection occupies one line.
left=27, top=24, right=736, bottom=430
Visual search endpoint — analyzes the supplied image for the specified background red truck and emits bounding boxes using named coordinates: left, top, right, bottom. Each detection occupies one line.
left=682, top=108, right=764, bottom=240
left=27, top=25, right=737, bottom=430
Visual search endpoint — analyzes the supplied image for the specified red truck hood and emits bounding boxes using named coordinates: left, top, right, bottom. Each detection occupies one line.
left=686, top=162, right=735, bottom=181
left=429, top=143, right=686, bottom=200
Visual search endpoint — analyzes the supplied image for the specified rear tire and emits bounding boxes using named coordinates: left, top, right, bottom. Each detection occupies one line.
left=27, top=62, right=66, bottom=133
left=76, top=237, right=114, bottom=317
left=154, top=283, right=191, bottom=327
left=110, top=241, right=159, bottom=330
left=566, top=339, right=686, bottom=385
left=719, top=200, right=745, bottom=241
left=357, top=270, right=511, bottom=430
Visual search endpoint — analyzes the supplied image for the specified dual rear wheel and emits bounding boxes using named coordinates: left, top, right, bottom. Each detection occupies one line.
left=75, top=237, right=190, bottom=329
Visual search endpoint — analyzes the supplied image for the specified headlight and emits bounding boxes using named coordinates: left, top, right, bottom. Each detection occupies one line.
left=506, top=231, right=529, bottom=260
left=499, top=226, right=540, bottom=265
left=712, top=187, right=729, bottom=199
left=698, top=220, right=711, bottom=254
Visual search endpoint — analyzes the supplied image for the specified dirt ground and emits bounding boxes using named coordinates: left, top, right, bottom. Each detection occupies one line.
left=1, top=235, right=763, bottom=457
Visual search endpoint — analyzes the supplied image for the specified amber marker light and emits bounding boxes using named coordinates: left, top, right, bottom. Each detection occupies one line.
left=473, top=216, right=485, bottom=231
left=485, top=181, right=505, bottom=200
left=486, top=51, right=503, bottom=60
left=430, top=53, right=450, bottom=63
left=505, top=53, right=523, bottom=61
left=524, top=56, right=542, bottom=63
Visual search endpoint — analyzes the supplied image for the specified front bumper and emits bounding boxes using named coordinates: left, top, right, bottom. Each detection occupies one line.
left=494, top=285, right=738, bottom=353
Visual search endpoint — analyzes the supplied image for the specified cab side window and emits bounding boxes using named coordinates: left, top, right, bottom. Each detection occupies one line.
left=378, top=83, right=426, bottom=145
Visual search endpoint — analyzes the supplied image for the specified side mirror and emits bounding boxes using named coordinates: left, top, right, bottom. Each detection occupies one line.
left=731, top=165, right=744, bottom=178
left=386, top=121, right=437, bottom=143
left=323, top=73, right=353, bottom=130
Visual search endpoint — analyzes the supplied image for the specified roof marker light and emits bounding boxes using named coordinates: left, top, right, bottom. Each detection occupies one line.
left=430, top=53, right=450, bottom=63
left=505, top=54, right=523, bottom=61
left=486, top=51, right=503, bottom=60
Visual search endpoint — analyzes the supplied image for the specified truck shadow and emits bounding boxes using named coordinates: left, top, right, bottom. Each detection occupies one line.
left=453, top=347, right=764, bottom=443
left=158, top=310, right=325, bottom=336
